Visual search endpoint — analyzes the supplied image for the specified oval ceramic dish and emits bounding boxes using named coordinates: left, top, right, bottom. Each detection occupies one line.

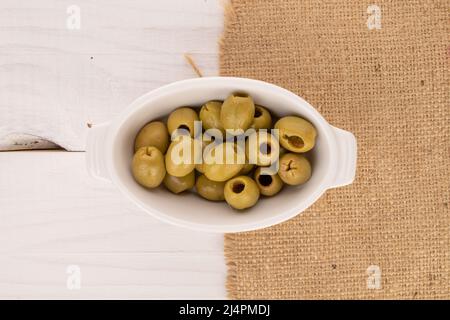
left=86, top=77, right=357, bottom=233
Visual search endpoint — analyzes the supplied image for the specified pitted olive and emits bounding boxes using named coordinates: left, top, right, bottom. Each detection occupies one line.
left=245, top=131, right=280, bottom=166
left=224, top=176, right=260, bottom=210
left=165, top=136, right=195, bottom=177
left=163, top=171, right=195, bottom=194
left=167, top=107, right=199, bottom=137
left=278, top=153, right=312, bottom=185
left=200, top=101, right=224, bottom=133
left=251, top=105, right=272, bottom=130
left=132, top=146, right=166, bottom=188
left=203, top=142, right=244, bottom=182
left=254, top=167, right=283, bottom=196
left=195, top=174, right=225, bottom=201
left=274, top=116, right=316, bottom=153
left=220, top=93, right=255, bottom=133
left=134, top=121, right=169, bottom=153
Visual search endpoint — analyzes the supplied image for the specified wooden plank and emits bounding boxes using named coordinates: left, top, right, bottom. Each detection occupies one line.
left=0, top=0, right=223, bottom=150
left=0, top=151, right=226, bottom=299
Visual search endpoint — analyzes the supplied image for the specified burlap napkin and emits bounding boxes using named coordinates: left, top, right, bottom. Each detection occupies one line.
left=220, top=0, right=450, bottom=299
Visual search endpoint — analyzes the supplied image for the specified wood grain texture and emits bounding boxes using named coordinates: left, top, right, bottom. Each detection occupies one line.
left=0, top=151, right=226, bottom=299
left=0, top=0, right=223, bottom=151
left=0, top=133, right=60, bottom=151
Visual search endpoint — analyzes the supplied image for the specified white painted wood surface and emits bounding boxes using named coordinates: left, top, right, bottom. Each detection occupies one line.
left=0, top=151, right=226, bottom=299
left=0, top=0, right=227, bottom=299
left=0, top=133, right=59, bottom=151
left=0, top=0, right=223, bottom=151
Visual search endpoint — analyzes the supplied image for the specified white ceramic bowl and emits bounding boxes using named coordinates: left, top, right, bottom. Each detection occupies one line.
left=86, top=77, right=357, bottom=233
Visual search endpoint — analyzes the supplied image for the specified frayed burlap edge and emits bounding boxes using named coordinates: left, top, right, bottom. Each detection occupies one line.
left=224, top=233, right=238, bottom=299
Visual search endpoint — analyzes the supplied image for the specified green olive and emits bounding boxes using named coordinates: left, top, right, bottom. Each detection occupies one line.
left=274, top=116, right=317, bottom=153
left=279, top=146, right=288, bottom=157
left=132, top=146, right=166, bottom=188
left=245, top=131, right=280, bottom=166
left=203, top=142, right=244, bottom=182
left=134, top=121, right=169, bottom=153
left=254, top=167, right=283, bottom=196
left=220, top=93, right=255, bottom=133
left=163, top=170, right=195, bottom=194
left=251, top=105, right=272, bottom=130
left=200, top=101, right=224, bottom=133
left=167, top=107, right=199, bottom=137
left=278, top=153, right=311, bottom=185
left=239, top=162, right=254, bottom=175
left=195, top=139, right=213, bottom=174
left=165, top=136, right=195, bottom=177
left=224, top=176, right=260, bottom=210
left=195, top=174, right=225, bottom=201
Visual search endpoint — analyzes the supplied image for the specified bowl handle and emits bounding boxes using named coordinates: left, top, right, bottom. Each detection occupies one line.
left=328, top=126, right=357, bottom=188
left=86, top=122, right=111, bottom=182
